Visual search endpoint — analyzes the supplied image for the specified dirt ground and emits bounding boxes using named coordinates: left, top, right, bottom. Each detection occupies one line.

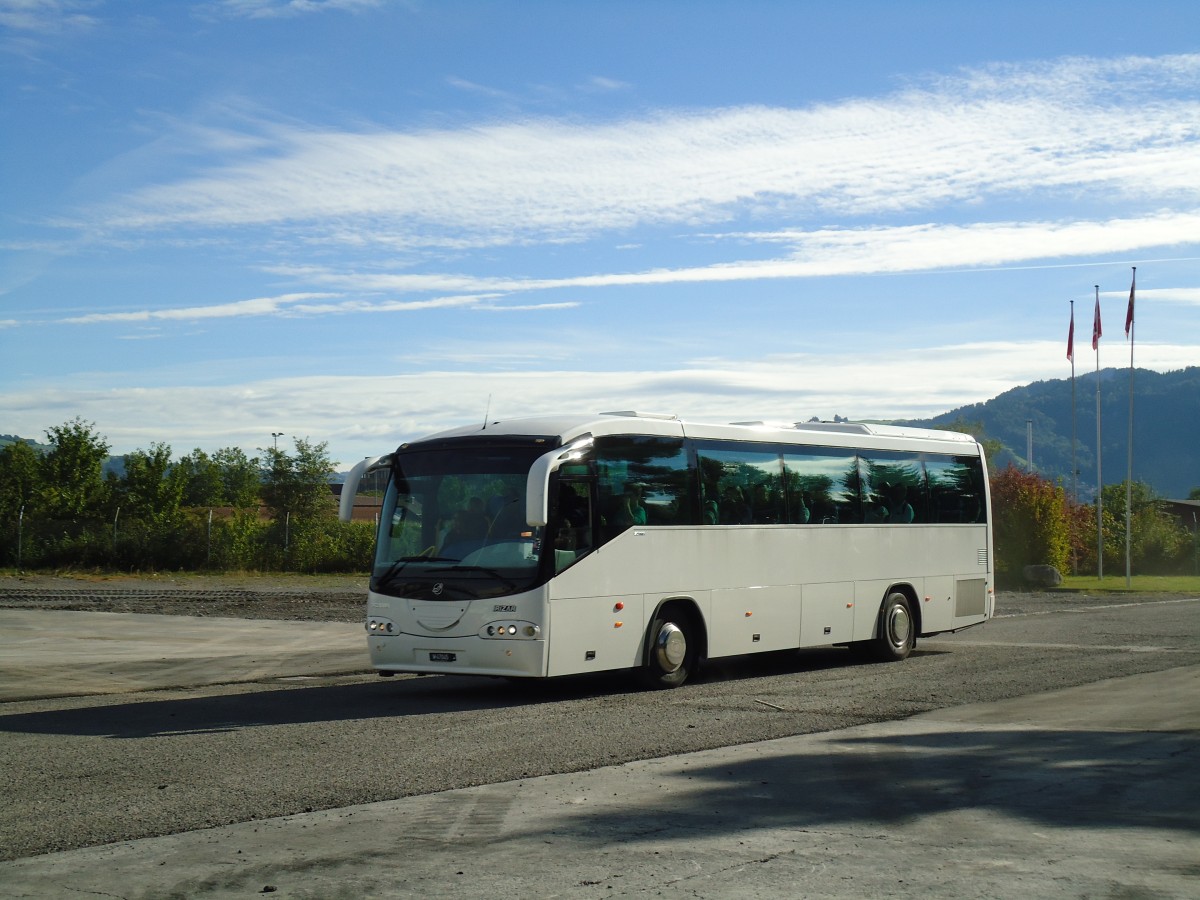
left=0, top=572, right=368, bottom=621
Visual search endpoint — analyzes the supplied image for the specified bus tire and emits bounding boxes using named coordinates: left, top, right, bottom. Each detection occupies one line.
left=640, top=608, right=697, bottom=689
left=869, top=591, right=915, bottom=662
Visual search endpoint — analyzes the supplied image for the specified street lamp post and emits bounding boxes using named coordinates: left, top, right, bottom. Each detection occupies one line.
left=271, top=432, right=284, bottom=451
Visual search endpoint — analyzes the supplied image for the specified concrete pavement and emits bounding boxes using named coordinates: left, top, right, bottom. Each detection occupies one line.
left=0, top=609, right=367, bottom=701
left=1, top=609, right=1197, bottom=898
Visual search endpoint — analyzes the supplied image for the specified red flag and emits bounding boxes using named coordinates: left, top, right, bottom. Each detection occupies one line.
left=1125, top=268, right=1136, bottom=337
left=1067, top=307, right=1074, bottom=362
left=1092, top=296, right=1102, bottom=350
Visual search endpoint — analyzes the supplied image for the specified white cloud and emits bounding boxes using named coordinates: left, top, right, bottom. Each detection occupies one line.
left=445, top=76, right=517, bottom=102
left=61, top=292, right=341, bottom=324
left=1126, top=287, right=1200, bottom=306
left=52, top=291, right=565, bottom=325
left=85, top=54, right=1200, bottom=251
left=272, top=212, right=1200, bottom=298
left=212, top=0, right=385, bottom=20
left=3, top=340, right=1195, bottom=466
left=39, top=211, right=1196, bottom=330
left=582, top=76, right=630, bottom=92
left=0, top=0, right=97, bottom=33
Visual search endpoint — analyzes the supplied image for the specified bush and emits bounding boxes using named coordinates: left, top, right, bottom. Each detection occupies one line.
left=282, top=517, right=375, bottom=573
left=991, top=466, right=1070, bottom=582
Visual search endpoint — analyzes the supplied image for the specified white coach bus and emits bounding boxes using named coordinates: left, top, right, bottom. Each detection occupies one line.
left=340, top=412, right=993, bottom=688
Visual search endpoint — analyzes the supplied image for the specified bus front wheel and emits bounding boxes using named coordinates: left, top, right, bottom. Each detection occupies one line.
left=869, top=592, right=915, bottom=662
left=640, top=609, right=696, bottom=689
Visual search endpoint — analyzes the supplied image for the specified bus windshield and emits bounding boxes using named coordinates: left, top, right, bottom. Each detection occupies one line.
left=371, top=445, right=546, bottom=601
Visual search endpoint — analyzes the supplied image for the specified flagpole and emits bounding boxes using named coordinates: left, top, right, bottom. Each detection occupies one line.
left=1094, top=284, right=1103, bottom=580
left=1125, top=267, right=1136, bottom=588
left=1069, top=300, right=1077, bottom=574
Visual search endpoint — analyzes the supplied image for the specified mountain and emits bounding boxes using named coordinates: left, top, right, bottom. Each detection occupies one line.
left=903, top=366, right=1200, bottom=500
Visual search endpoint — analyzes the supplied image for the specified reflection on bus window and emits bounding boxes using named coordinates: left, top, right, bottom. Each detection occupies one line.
left=594, top=436, right=691, bottom=543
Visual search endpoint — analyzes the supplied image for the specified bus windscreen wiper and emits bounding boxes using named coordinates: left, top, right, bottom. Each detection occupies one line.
left=374, top=555, right=461, bottom=588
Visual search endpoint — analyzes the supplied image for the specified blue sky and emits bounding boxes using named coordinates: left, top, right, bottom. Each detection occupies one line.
left=2, top=0, right=1198, bottom=468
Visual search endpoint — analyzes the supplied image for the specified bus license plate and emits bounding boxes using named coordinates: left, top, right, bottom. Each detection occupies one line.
left=429, top=652, right=456, bottom=662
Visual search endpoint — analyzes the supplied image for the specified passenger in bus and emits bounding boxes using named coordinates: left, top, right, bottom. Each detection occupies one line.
left=558, top=486, right=591, bottom=538
left=615, top=483, right=647, bottom=528
left=887, top=483, right=915, bottom=523
left=751, top=483, right=781, bottom=524
left=444, top=497, right=489, bottom=548
left=863, top=492, right=889, bottom=523
left=553, top=524, right=577, bottom=571
left=700, top=484, right=720, bottom=524
left=792, top=491, right=812, bottom=524
left=720, top=486, right=752, bottom=524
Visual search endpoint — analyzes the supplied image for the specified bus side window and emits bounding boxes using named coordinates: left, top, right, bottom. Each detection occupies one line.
left=925, top=456, right=987, bottom=523
left=594, top=435, right=693, bottom=541
left=783, top=448, right=858, bottom=524
left=859, top=452, right=925, bottom=524
left=695, top=444, right=785, bottom=525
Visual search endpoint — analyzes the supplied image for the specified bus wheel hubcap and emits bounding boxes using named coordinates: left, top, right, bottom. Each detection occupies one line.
left=888, top=605, right=911, bottom=647
left=655, top=623, right=687, bottom=672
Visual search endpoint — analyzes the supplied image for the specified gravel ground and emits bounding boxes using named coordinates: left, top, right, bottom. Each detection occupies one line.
left=0, top=573, right=367, bottom=621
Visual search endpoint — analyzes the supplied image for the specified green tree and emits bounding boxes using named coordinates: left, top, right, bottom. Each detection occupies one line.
left=261, top=437, right=335, bottom=522
left=114, top=443, right=184, bottom=525
left=176, top=449, right=225, bottom=507
left=0, top=440, right=42, bottom=519
left=1098, top=481, right=1188, bottom=573
left=40, top=418, right=110, bottom=519
left=214, top=447, right=261, bottom=509
left=990, top=465, right=1070, bottom=580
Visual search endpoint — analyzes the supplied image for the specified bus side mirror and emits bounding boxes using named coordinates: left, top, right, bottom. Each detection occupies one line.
left=339, top=455, right=389, bottom=522
left=526, top=450, right=554, bottom=527
left=527, top=437, right=593, bottom=527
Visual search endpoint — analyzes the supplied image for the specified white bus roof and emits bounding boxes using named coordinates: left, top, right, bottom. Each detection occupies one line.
left=405, top=411, right=981, bottom=455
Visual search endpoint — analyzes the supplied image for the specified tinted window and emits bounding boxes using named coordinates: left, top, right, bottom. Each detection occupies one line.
left=695, top=444, right=786, bottom=524
left=859, top=451, right=927, bottom=524
left=594, top=436, right=693, bottom=542
left=925, top=455, right=987, bottom=523
left=782, top=447, right=861, bottom=524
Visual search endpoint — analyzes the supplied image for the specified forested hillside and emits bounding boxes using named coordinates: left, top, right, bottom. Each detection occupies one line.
left=906, top=366, right=1199, bottom=499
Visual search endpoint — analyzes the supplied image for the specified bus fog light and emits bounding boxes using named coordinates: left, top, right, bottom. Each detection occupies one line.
left=367, top=617, right=396, bottom=636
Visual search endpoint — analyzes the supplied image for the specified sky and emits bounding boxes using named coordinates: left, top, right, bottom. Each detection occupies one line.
left=2, top=0, right=1198, bottom=469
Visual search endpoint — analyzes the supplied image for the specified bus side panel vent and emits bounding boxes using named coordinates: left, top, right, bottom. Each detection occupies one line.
left=956, top=578, right=987, bottom=618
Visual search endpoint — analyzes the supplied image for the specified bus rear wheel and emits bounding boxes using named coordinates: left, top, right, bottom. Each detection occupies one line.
left=869, top=592, right=915, bottom=662
left=640, top=609, right=697, bottom=689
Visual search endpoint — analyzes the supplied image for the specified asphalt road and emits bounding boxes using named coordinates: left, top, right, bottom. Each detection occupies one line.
left=2, top=591, right=1198, bottom=863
